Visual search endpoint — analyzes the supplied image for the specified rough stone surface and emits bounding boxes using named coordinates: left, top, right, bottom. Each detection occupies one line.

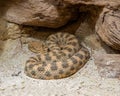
left=94, top=53, right=120, bottom=79
left=5, top=0, right=120, bottom=28
left=96, top=6, right=120, bottom=51
left=5, top=0, right=77, bottom=28
left=64, top=0, right=120, bottom=5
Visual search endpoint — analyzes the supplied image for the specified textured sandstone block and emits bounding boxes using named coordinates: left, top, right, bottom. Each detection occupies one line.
left=96, top=5, right=120, bottom=51
left=94, top=53, right=120, bottom=79
left=5, top=0, right=77, bottom=28
left=63, top=0, right=120, bottom=6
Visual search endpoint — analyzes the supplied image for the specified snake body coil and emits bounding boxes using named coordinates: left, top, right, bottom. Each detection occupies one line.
left=25, top=32, right=90, bottom=80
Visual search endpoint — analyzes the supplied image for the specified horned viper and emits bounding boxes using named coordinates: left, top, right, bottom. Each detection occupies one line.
left=25, top=32, right=90, bottom=80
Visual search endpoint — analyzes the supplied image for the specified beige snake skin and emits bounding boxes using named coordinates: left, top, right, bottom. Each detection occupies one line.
left=25, top=32, right=90, bottom=80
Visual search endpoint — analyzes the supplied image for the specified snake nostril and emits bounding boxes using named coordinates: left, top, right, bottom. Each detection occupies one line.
left=47, top=48, right=50, bottom=52
left=60, top=47, right=63, bottom=50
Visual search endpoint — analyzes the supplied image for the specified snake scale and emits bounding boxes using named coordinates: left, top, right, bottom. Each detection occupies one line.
left=25, top=32, right=90, bottom=80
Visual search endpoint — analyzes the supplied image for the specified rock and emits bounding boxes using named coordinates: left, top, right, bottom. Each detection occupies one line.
left=5, top=0, right=120, bottom=28
left=5, top=0, right=77, bottom=28
left=96, top=6, right=120, bottom=51
left=4, top=0, right=120, bottom=29
left=0, top=18, right=7, bottom=40
left=63, top=0, right=120, bottom=6
left=94, top=53, right=120, bottom=79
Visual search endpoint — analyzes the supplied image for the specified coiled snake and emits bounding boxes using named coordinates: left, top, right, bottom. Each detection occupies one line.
left=25, top=32, right=90, bottom=80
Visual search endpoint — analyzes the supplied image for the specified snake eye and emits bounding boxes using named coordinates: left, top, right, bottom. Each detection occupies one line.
left=47, top=48, right=50, bottom=52
left=60, top=47, right=63, bottom=50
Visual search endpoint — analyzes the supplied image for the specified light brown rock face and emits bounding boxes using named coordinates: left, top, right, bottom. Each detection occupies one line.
left=94, top=53, right=120, bottom=79
left=64, top=0, right=120, bottom=5
left=96, top=6, right=120, bottom=51
left=5, top=0, right=120, bottom=29
left=5, top=0, right=77, bottom=28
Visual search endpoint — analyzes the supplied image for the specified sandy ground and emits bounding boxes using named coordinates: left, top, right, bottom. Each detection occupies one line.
left=0, top=38, right=120, bottom=96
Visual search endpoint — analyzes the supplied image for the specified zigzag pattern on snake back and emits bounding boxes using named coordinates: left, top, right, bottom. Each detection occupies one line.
left=25, top=32, right=90, bottom=80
